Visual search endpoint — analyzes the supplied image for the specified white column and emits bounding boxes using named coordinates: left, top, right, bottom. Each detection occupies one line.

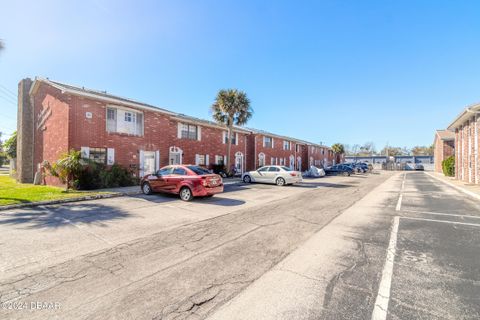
left=475, top=116, right=479, bottom=184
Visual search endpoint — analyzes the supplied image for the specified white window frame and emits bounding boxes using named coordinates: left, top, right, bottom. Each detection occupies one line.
left=264, top=136, right=273, bottom=148
left=106, top=106, right=144, bottom=136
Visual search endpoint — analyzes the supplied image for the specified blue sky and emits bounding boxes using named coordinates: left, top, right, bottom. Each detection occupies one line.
left=1, top=0, right=480, bottom=151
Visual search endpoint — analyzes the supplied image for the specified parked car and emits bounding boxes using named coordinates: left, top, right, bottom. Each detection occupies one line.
left=242, top=165, right=303, bottom=186
left=353, top=162, right=369, bottom=173
left=141, top=165, right=224, bottom=201
left=306, top=165, right=326, bottom=177
left=324, top=164, right=354, bottom=176
left=415, top=164, right=424, bottom=171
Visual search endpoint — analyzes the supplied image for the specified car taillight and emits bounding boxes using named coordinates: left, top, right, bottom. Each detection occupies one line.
left=290, top=173, right=296, bottom=176
left=201, top=177, right=208, bottom=186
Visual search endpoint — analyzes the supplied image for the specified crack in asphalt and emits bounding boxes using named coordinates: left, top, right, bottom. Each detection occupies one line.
left=321, top=239, right=369, bottom=311
left=0, top=173, right=392, bottom=319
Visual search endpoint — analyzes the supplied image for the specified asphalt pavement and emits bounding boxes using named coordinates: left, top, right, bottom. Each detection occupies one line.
left=1, top=171, right=479, bottom=319
left=208, top=172, right=480, bottom=320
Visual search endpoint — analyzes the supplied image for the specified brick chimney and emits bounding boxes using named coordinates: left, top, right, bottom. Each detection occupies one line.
left=17, top=78, right=34, bottom=183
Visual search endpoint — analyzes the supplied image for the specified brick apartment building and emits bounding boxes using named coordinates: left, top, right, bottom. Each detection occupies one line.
left=17, top=77, right=336, bottom=186
left=447, top=103, right=480, bottom=183
left=246, top=129, right=334, bottom=172
left=433, top=130, right=455, bottom=174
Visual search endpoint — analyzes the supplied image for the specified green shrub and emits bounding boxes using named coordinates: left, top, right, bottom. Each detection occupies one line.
left=442, top=155, right=455, bottom=177
left=77, top=162, right=105, bottom=190
left=0, top=152, right=6, bottom=167
left=46, top=150, right=138, bottom=190
left=100, top=164, right=137, bottom=188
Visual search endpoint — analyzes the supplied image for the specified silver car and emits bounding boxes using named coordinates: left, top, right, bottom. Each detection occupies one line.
left=242, top=166, right=303, bottom=186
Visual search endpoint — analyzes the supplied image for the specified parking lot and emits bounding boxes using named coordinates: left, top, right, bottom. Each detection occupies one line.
left=385, top=173, right=480, bottom=319
left=0, top=171, right=390, bottom=319
left=1, top=171, right=479, bottom=320
left=206, top=172, right=480, bottom=320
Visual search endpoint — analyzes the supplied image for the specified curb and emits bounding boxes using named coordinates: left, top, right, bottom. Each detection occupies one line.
left=0, top=181, right=244, bottom=212
left=424, top=172, right=480, bottom=201
left=0, top=190, right=142, bottom=212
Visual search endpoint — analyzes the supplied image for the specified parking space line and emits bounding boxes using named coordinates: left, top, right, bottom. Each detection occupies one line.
left=371, top=216, right=399, bottom=320
left=401, top=209, right=480, bottom=220
left=401, top=216, right=480, bottom=227
left=395, top=173, right=406, bottom=211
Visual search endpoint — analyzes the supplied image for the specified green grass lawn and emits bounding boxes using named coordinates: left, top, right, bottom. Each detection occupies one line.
left=0, top=175, right=110, bottom=206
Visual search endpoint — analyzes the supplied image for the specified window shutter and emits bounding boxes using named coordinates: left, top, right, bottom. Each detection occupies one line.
left=81, top=147, right=90, bottom=159
left=222, top=131, right=226, bottom=144
left=177, top=122, right=182, bottom=139
left=155, top=150, right=160, bottom=171
left=263, top=137, right=266, bottom=148
left=206, top=155, right=210, bottom=166
left=107, top=148, right=115, bottom=165
left=197, top=126, right=202, bottom=141
left=235, top=133, right=239, bottom=145
left=215, top=155, right=219, bottom=164
left=195, top=154, right=200, bottom=165
left=272, top=138, right=274, bottom=149
left=139, top=150, right=145, bottom=177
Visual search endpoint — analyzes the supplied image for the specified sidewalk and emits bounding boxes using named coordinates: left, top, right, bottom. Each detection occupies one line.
left=426, top=171, right=480, bottom=200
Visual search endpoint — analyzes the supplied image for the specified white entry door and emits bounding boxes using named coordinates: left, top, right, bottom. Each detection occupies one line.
left=235, top=152, right=244, bottom=175
left=143, top=151, right=156, bottom=175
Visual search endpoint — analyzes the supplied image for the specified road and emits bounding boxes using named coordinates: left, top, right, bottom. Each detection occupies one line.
left=1, top=171, right=479, bottom=319
left=208, top=172, right=480, bottom=320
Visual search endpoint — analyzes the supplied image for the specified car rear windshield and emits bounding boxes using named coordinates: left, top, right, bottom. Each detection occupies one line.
left=281, top=166, right=293, bottom=171
left=187, top=166, right=211, bottom=175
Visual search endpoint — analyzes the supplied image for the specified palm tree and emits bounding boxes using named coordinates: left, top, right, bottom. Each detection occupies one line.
left=331, top=143, right=345, bottom=155
left=211, top=89, right=252, bottom=173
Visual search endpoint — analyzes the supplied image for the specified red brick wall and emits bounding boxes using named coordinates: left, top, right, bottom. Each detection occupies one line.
left=434, top=135, right=443, bottom=173
left=307, top=145, right=330, bottom=168
left=31, top=81, right=336, bottom=184
left=32, top=85, right=251, bottom=183
left=253, top=135, right=298, bottom=169
left=33, top=83, right=70, bottom=186
left=455, top=119, right=478, bottom=183
left=434, top=137, right=454, bottom=174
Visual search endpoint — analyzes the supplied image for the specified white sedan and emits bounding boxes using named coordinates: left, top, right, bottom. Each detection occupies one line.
left=242, top=166, right=303, bottom=186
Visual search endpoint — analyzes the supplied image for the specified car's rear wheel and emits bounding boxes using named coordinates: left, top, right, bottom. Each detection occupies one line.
left=276, top=177, right=286, bottom=186
left=179, top=187, right=193, bottom=201
left=243, top=175, right=252, bottom=183
left=142, top=182, right=153, bottom=195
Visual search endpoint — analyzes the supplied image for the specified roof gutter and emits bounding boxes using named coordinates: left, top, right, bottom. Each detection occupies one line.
left=448, top=103, right=480, bottom=130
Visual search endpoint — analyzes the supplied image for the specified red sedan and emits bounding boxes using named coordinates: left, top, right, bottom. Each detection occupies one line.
left=140, top=165, right=224, bottom=201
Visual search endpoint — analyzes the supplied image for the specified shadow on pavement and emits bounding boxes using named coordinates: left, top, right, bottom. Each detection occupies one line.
left=130, top=192, right=246, bottom=206
left=0, top=203, right=131, bottom=229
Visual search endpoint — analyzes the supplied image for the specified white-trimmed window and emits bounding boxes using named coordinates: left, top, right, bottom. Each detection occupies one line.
left=181, top=123, right=198, bottom=140
left=124, top=112, right=133, bottom=122
left=223, top=131, right=238, bottom=145
left=106, top=107, right=143, bottom=136
left=264, top=136, right=273, bottom=148
left=89, top=147, right=107, bottom=164
left=283, top=141, right=290, bottom=150
left=215, top=155, right=224, bottom=165
left=198, top=155, right=206, bottom=166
